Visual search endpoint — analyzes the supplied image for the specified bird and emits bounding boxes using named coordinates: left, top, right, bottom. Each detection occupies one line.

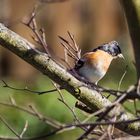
left=74, top=41, right=124, bottom=85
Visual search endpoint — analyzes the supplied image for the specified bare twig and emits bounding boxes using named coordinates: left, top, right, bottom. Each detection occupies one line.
left=136, top=78, right=140, bottom=95
left=98, top=132, right=108, bottom=140
left=1, top=116, right=139, bottom=140
left=2, top=79, right=140, bottom=102
left=117, top=65, right=128, bottom=91
left=0, top=136, right=19, bottom=140
left=28, top=105, right=42, bottom=120
left=58, top=31, right=81, bottom=62
left=52, top=82, right=80, bottom=123
left=22, top=7, right=50, bottom=56
left=77, top=94, right=127, bottom=140
left=64, top=48, right=68, bottom=63
left=0, top=116, right=20, bottom=139
left=0, top=100, right=140, bottom=140
left=0, top=101, right=63, bottom=128
left=20, top=120, right=28, bottom=138
left=60, top=42, right=78, bottom=60
left=9, top=95, right=16, bottom=105
left=67, top=31, right=81, bottom=59
left=22, top=117, right=140, bottom=139
left=1, top=80, right=60, bottom=95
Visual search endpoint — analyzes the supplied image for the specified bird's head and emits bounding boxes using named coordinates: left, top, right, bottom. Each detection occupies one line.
left=93, top=41, right=124, bottom=59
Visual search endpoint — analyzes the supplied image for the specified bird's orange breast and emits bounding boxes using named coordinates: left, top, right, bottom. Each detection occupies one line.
left=83, top=50, right=113, bottom=72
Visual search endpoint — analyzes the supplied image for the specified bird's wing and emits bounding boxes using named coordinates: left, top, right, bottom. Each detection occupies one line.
left=74, top=58, right=85, bottom=70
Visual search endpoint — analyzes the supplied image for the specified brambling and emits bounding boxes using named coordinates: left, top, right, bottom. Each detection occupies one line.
left=74, top=41, right=124, bottom=85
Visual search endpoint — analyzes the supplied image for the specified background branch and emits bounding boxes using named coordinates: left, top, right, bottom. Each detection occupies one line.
left=120, top=0, right=140, bottom=79
left=0, top=23, right=140, bottom=136
left=0, top=101, right=63, bottom=128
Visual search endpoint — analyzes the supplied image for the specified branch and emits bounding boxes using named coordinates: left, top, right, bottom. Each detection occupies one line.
left=120, top=0, right=140, bottom=79
left=52, top=82, right=81, bottom=123
left=0, top=23, right=140, bottom=135
left=0, top=116, right=20, bottom=139
left=77, top=94, right=127, bottom=140
left=1, top=80, right=59, bottom=95
left=0, top=101, right=63, bottom=128
left=2, top=79, right=140, bottom=101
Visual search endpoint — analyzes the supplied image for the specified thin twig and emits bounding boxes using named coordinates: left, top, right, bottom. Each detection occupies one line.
left=67, top=31, right=81, bottom=59
left=22, top=7, right=50, bottom=56
left=1, top=80, right=60, bottom=95
left=0, top=101, right=63, bottom=128
left=117, top=65, right=128, bottom=91
left=0, top=116, right=20, bottom=139
left=67, top=31, right=78, bottom=51
left=98, top=131, right=108, bottom=140
left=77, top=94, right=127, bottom=140
left=20, top=120, right=28, bottom=138
left=64, top=48, right=68, bottom=63
left=60, top=42, right=78, bottom=60
left=52, top=82, right=81, bottom=123
left=58, top=32, right=80, bottom=61
left=2, top=79, right=140, bottom=101
left=82, top=93, right=126, bottom=124
left=22, top=117, right=140, bottom=140
left=28, top=104, right=42, bottom=120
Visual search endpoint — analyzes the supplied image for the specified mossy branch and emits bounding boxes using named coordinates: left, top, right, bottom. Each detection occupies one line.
left=0, top=23, right=140, bottom=136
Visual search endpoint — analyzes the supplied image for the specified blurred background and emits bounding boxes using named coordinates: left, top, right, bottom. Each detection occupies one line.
left=0, top=0, right=137, bottom=139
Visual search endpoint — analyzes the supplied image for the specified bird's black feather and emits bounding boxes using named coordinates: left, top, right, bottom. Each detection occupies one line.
left=92, top=41, right=121, bottom=56
left=74, top=59, right=85, bottom=70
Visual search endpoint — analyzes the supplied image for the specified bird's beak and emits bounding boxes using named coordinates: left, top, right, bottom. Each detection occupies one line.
left=118, top=54, right=125, bottom=59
